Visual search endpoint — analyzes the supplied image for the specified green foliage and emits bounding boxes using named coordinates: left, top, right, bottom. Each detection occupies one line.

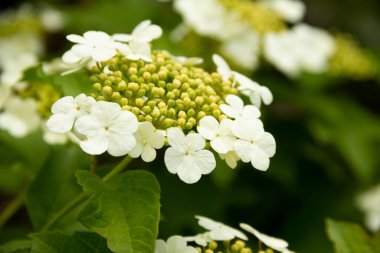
left=76, top=170, right=161, bottom=253
left=0, top=239, right=31, bottom=253
left=29, top=231, right=111, bottom=253
left=26, top=145, right=89, bottom=231
left=326, top=219, right=380, bottom=253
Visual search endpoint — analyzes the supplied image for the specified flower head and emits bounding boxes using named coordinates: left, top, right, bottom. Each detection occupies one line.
left=75, top=101, right=138, bottom=156
left=129, top=121, right=165, bottom=162
left=195, top=215, right=248, bottom=241
left=164, top=128, right=216, bottom=184
left=232, top=119, right=276, bottom=171
left=155, top=235, right=197, bottom=253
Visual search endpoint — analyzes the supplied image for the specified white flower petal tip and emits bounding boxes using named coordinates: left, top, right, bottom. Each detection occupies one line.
left=113, top=20, right=162, bottom=43
left=220, top=94, right=261, bottom=120
left=195, top=215, right=248, bottom=241
left=75, top=101, right=138, bottom=156
left=240, top=223, right=291, bottom=252
left=212, top=54, right=232, bottom=81
left=164, top=128, right=216, bottom=184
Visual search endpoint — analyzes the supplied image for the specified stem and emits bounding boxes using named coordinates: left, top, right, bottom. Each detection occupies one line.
left=41, top=155, right=133, bottom=232
left=0, top=186, right=28, bottom=229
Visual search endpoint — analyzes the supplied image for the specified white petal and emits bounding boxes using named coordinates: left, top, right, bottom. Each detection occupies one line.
left=71, top=44, right=93, bottom=58
left=167, top=235, right=187, bottom=251
left=92, top=48, right=116, bottom=62
left=240, top=223, right=289, bottom=251
left=80, top=133, right=108, bottom=155
left=51, top=96, right=75, bottom=114
left=219, top=104, right=239, bottom=119
left=111, top=111, right=139, bottom=135
left=128, top=142, right=143, bottom=158
left=46, top=114, right=75, bottom=133
left=62, top=50, right=81, bottom=64
left=66, top=34, right=86, bottom=44
left=141, top=145, right=157, bottom=162
left=259, top=86, right=273, bottom=105
left=148, top=132, right=165, bottom=149
left=75, top=115, right=103, bottom=136
left=186, top=133, right=206, bottom=151
left=250, top=145, right=270, bottom=171
left=234, top=140, right=252, bottom=163
left=112, top=33, right=133, bottom=42
left=212, top=54, right=232, bottom=80
left=210, top=136, right=234, bottom=154
left=167, top=127, right=187, bottom=151
left=241, top=105, right=261, bottom=119
left=192, top=150, right=216, bottom=174
left=220, top=151, right=239, bottom=169
left=231, top=118, right=264, bottom=141
left=83, top=31, right=111, bottom=43
left=164, top=147, right=185, bottom=174
left=177, top=157, right=202, bottom=184
left=107, top=133, right=136, bottom=156
left=225, top=94, right=244, bottom=109
left=197, top=116, right=219, bottom=140
left=154, top=239, right=167, bottom=253
left=256, top=132, right=276, bottom=157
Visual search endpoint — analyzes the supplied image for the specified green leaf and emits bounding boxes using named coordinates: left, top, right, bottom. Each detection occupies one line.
left=26, top=146, right=89, bottom=231
left=76, top=170, right=161, bottom=253
left=0, top=239, right=31, bottom=253
left=29, top=231, right=111, bottom=253
left=326, top=218, right=380, bottom=253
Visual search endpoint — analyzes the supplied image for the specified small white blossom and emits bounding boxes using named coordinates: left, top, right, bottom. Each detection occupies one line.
left=357, top=184, right=380, bottom=232
left=75, top=101, right=138, bottom=156
left=112, top=20, right=162, bottom=43
left=220, top=95, right=261, bottom=120
left=47, top=94, right=95, bottom=134
left=164, top=127, right=216, bottom=184
left=219, top=151, right=240, bottom=169
left=119, top=40, right=152, bottom=62
left=213, top=54, right=272, bottom=107
left=184, top=233, right=213, bottom=247
left=155, top=235, right=197, bottom=253
left=232, top=119, right=276, bottom=171
left=129, top=122, right=165, bottom=162
left=0, top=97, right=40, bottom=137
left=197, top=116, right=235, bottom=154
left=195, top=215, right=247, bottom=241
left=261, top=0, right=305, bottom=23
left=240, top=223, right=293, bottom=252
left=65, top=31, right=122, bottom=62
left=39, top=7, right=65, bottom=32
left=0, top=53, right=38, bottom=87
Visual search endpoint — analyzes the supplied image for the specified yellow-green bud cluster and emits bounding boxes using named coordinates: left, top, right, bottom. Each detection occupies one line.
left=89, top=50, right=238, bottom=131
left=18, top=82, right=60, bottom=118
left=195, top=240, right=253, bottom=253
left=329, top=34, right=378, bottom=80
left=220, top=0, right=285, bottom=33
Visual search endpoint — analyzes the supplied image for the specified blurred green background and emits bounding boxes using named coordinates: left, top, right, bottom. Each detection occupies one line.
left=0, top=0, right=380, bottom=252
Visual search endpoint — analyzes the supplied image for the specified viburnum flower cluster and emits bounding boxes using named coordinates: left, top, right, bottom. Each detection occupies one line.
left=155, top=215, right=295, bottom=253
left=46, top=20, right=276, bottom=184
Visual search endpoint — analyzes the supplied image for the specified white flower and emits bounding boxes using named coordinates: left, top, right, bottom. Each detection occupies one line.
left=261, top=0, right=305, bottom=23
left=232, top=119, right=276, bottom=171
left=75, top=101, right=138, bottom=156
left=264, top=24, right=335, bottom=77
left=184, top=233, right=213, bottom=247
left=357, top=184, right=380, bottom=232
left=195, top=215, right=247, bottom=241
left=65, top=31, right=122, bottom=62
left=240, top=223, right=292, bottom=252
left=0, top=97, right=40, bottom=137
left=175, top=56, right=203, bottom=66
left=112, top=20, right=162, bottom=43
left=0, top=53, right=38, bottom=87
left=197, top=116, right=235, bottom=154
left=213, top=54, right=272, bottom=107
left=164, top=127, right=216, bottom=184
left=39, top=7, right=65, bottom=32
left=220, top=95, right=261, bottom=120
left=42, top=125, right=69, bottom=145
left=234, top=72, right=273, bottom=107
left=61, top=50, right=93, bottom=75
left=47, top=94, right=95, bottom=134
left=129, top=122, right=165, bottom=162
left=119, top=40, right=152, bottom=62
left=0, top=85, right=11, bottom=110
left=219, top=151, right=240, bottom=169
left=155, top=235, right=197, bottom=253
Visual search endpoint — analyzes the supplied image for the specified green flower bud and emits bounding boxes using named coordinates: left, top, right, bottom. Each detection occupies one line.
left=135, top=98, right=145, bottom=107
left=131, top=107, right=140, bottom=116
left=102, top=86, right=112, bottom=96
